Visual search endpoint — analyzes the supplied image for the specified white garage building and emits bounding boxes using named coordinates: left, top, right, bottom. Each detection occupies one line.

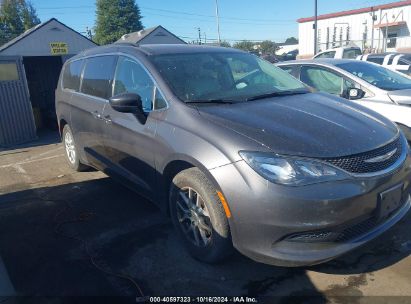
left=298, top=0, right=411, bottom=58
left=0, top=18, right=97, bottom=146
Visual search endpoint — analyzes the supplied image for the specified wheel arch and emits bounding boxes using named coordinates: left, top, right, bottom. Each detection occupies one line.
left=160, top=155, right=223, bottom=215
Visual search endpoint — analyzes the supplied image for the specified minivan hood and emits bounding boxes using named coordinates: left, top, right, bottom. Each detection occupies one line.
left=388, top=89, right=411, bottom=105
left=197, top=93, right=398, bottom=158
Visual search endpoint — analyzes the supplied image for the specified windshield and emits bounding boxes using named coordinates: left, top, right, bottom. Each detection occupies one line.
left=336, top=61, right=411, bottom=91
left=150, top=52, right=308, bottom=102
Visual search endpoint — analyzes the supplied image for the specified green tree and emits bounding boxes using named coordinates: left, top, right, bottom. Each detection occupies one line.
left=219, top=41, right=231, bottom=48
left=0, top=0, right=40, bottom=46
left=232, top=40, right=254, bottom=52
left=285, top=37, right=298, bottom=45
left=94, top=0, right=144, bottom=45
left=259, top=40, right=277, bottom=54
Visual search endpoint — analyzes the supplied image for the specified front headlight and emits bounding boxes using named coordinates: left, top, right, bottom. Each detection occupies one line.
left=239, top=151, right=351, bottom=186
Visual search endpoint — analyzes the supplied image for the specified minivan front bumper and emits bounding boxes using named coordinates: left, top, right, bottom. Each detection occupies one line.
left=209, top=155, right=411, bottom=267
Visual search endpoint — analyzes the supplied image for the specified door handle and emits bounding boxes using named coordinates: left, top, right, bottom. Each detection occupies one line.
left=104, top=115, right=112, bottom=124
left=92, top=111, right=103, bottom=120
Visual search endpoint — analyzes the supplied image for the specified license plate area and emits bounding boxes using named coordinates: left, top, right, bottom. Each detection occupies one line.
left=378, top=183, right=403, bottom=220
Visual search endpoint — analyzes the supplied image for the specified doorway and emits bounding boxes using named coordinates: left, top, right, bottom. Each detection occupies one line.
left=23, top=56, right=63, bottom=130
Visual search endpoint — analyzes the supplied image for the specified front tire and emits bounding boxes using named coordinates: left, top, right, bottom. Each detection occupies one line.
left=170, top=168, right=233, bottom=263
left=62, top=125, right=88, bottom=172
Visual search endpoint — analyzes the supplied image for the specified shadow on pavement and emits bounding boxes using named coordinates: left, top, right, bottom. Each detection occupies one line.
left=1, top=175, right=408, bottom=300
left=0, top=177, right=324, bottom=300
left=0, top=130, right=60, bottom=153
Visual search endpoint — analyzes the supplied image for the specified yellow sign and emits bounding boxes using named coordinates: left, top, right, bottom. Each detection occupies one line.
left=50, top=42, right=68, bottom=55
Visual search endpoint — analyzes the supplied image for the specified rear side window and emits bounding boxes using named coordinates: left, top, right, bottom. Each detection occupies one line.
left=63, top=60, right=83, bottom=91
left=81, top=56, right=116, bottom=99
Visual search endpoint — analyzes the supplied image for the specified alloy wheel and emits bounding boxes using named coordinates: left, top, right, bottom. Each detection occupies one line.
left=64, top=131, right=76, bottom=165
left=176, top=187, right=212, bottom=247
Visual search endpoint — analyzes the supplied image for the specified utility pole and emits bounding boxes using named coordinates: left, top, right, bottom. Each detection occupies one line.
left=197, top=27, right=202, bottom=45
left=370, top=7, right=376, bottom=52
left=314, top=0, right=318, bottom=54
left=215, top=0, right=222, bottom=45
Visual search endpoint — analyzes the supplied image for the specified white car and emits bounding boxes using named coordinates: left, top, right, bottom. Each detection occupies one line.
left=313, top=47, right=362, bottom=60
left=277, top=59, right=411, bottom=141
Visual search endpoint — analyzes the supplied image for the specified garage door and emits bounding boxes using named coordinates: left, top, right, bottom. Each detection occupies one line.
left=0, top=56, right=36, bottom=146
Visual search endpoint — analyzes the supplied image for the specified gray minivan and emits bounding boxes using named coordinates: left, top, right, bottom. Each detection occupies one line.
left=56, top=44, right=411, bottom=266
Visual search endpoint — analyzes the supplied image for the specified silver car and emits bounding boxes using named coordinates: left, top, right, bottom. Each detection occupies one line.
left=277, top=59, right=411, bottom=141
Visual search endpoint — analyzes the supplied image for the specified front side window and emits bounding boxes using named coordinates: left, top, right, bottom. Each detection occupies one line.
left=150, top=52, right=307, bottom=102
left=300, top=66, right=355, bottom=95
left=113, top=56, right=160, bottom=112
left=63, top=60, right=83, bottom=91
left=0, top=62, right=19, bottom=81
left=81, top=56, right=116, bottom=99
left=342, top=49, right=362, bottom=59
left=314, top=51, right=336, bottom=59
left=336, top=61, right=411, bottom=91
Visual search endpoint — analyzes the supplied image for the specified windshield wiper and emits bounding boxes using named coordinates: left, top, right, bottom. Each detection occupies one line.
left=185, top=99, right=235, bottom=104
left=246, top=90, right=309, bottom=101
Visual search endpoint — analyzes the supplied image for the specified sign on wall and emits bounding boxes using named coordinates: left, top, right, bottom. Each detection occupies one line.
left=50, top=42, right=68, bottom=55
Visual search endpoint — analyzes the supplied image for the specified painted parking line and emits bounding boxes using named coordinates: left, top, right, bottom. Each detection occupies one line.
left=0, top=154, right=64, bottom=169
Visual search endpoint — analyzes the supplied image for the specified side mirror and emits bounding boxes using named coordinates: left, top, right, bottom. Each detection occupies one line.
left=109, top=93, right=147, bottom=124
left=343, top=88, right=365, bottom=100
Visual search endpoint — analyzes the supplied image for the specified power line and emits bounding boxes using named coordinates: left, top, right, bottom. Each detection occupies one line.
left=36, top=4, right=295, bottom=24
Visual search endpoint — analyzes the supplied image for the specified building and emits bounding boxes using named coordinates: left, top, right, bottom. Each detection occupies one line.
left=298, top=0, right=411, bottom=58
left=116, top=25, right=186, bottom=45
left=0, top=18, right=97, bottom=146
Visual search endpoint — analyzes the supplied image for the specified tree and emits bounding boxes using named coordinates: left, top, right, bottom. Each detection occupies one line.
left=285, top=37, right=298, bottom=45
left=0, top=0, right=40, bottom=46
left=259, top=40, right=277, bottom=54
left=219, top=41, right=231, bottom=48
left=94, top=0, right=143, bottom=45
left=232, top=40, right=254, bottom=52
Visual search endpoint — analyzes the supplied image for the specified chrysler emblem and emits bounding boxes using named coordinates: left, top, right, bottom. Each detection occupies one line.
left=364, top=149, right=397, bottom=163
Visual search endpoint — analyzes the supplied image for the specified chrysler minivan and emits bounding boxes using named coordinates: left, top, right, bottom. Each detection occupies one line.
left=56, top=44, right=411, bottom=266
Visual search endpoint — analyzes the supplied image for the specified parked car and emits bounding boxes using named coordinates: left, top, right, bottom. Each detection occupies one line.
left=277, top=59, right=411, bottom=141
left=280, top=49, right=299, bottom=61
left=357, top=53, right=411, bottom=77
left=260, top=53, right=279, bottom=63
left=56, top=44, right=411, bottom=267
left=313, top=46, right=362, bottom=59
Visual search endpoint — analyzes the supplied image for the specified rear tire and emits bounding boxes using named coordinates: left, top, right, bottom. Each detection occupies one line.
left=169, top=167, right=233, bottom=263
left=62, top=124, right=88, bottom=172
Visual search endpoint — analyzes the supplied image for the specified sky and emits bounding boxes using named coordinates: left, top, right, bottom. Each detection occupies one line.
left=31, top=0, right=398, bottom=43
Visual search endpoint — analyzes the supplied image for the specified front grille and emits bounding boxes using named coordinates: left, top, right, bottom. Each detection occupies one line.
left=323, top=136, right=403, bottom=174
left=334, top=217, right=379, bottom=242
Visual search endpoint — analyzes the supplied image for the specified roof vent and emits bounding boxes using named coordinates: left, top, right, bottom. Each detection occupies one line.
left=121, top=34, right=130, bottom=40
left=137, top=29, right=145, bottom=37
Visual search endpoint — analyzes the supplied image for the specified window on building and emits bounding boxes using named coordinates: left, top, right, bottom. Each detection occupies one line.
left=0, top=63, right=19, bottom=81
left=387, top=33, right=397, bottom=48
left=63, top=60, right=83, bottom=91
left=81, top=56, right=116, bottom=99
